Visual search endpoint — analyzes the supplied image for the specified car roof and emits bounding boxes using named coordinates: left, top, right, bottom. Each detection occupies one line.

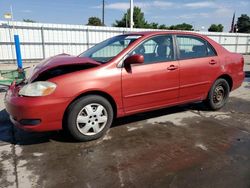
left=128, top=31, right=206, bottom=38
left=125, top=31, right=226, bottom=55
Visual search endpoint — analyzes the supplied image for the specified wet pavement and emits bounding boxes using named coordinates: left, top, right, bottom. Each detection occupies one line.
left=0, top=78, right=250, bottom=188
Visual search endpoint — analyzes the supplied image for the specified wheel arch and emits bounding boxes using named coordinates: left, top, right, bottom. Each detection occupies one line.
left=216, top=74, right=233, bottom=91
left=206, top=74, right=233, bottom=100
left=62, top=90, right=118, bottom=130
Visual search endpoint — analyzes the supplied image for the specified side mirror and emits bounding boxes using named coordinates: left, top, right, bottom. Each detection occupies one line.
left=124, top=54, right=144, bottom=67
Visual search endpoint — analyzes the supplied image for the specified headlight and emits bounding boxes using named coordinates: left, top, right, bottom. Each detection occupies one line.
left=19, top=81, right=57, bottom=97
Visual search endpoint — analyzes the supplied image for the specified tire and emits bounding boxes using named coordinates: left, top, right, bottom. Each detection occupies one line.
left=205, top=78, right=230, bottom=110
left=65, top=95, right=114, bottom=141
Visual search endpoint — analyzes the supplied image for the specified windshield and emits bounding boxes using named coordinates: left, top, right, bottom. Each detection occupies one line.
left=79, top=35, right=142, bottom=63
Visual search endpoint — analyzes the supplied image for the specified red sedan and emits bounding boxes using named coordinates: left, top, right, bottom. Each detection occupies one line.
left=4, top=31, right=244, bottom=141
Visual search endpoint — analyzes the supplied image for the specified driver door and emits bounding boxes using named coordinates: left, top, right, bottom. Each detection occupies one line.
left=121, top=35, right=179, bottom=114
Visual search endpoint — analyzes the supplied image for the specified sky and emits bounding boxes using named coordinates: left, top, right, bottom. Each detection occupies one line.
left=0, top=0, right=250, bottom=31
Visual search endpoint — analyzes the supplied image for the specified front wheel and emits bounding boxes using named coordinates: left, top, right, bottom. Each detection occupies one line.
left=205, top=78, right=230, bottom=110
left=65, top=95, right=114, bottom=141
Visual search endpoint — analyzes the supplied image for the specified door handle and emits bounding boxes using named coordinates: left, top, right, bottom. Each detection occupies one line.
left=167, top=65, right=178, bottom=70
left=209, top=59, right=217, bottom=65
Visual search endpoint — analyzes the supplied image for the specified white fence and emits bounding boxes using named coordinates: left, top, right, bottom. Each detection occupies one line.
left=0, top=21, right=250, bottom=63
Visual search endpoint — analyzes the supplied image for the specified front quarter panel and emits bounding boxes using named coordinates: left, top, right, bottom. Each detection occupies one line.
left=49, top=65, right=123, bottom=116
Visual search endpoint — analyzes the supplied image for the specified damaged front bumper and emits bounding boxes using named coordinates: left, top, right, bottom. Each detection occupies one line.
left=4, top=82, right=71, bottom=132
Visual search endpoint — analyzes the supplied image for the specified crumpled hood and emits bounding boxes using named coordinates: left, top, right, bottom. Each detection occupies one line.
left=29, top=54, right=101, bottom=82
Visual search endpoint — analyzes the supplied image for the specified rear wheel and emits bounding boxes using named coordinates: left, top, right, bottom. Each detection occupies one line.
left=205, top=78, right=230, bottom=110
left=66, top=95, right=114, bottom=141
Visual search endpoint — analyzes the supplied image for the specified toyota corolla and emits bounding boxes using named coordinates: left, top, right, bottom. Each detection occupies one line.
left=4, top=31, right=244, bottom=141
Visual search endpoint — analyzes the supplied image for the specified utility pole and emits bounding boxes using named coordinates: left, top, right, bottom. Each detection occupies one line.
left=130, top=0, right=134, bottom=29
left=4, top=5, right=23, bottom=68
left=102, top=0, right=105, bottom=25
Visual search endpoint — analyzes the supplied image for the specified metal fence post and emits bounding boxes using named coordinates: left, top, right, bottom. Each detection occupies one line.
left=219, top=34, right=222, bottom=44
left=41, top=27, right=46, bottom=59
left=86, top=28, right=90, bottom=49
left=246, top=36, right=249, bottom=54
left=235, top=34, right=239, bottom=53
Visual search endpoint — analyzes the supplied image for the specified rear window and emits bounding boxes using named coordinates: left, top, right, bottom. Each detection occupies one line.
left=177, top=35, right=216, bottom=59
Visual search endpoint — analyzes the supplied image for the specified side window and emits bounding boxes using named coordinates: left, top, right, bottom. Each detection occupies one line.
left=130, top=35, right=174, bottom=64
left=177, top=36, right=216, bottom=59
left=207, top=43, right=216, bottom=56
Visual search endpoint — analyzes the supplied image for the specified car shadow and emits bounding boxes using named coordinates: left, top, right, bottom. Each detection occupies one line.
left=0, top=109, right=55, bottom=145
left=113, top=102, right=209, bottom=127
left=0, top=102, right=209, bottom=145
left=245, top=71, right=250, bottom=78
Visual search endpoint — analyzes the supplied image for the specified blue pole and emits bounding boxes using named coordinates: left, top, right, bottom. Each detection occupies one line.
left=14, top=35, right=23, bottom=69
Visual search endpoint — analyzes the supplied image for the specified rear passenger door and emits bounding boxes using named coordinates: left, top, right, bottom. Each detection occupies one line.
left=176, top=35, right=220, bottom=101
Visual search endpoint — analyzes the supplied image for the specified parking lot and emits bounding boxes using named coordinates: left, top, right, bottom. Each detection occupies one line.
left=0, top=57, right=250, bottom=188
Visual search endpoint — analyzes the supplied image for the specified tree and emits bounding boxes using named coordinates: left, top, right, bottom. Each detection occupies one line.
left=113, top=7, right=194, bottom=31
left=158, top=24, right=168, bottom=29
left=208, top=24, right=223, bottom=32
left=169, top=23, right=193, bottom=31
left=87, top=17, right=103, bottom=26
left=237, top=14, right=250, bottom=33
left=113, top=6, right=149, bottom=28
left=23, top=19, right=36, bottom=23
left=148, top=22, right=159, bottom=29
